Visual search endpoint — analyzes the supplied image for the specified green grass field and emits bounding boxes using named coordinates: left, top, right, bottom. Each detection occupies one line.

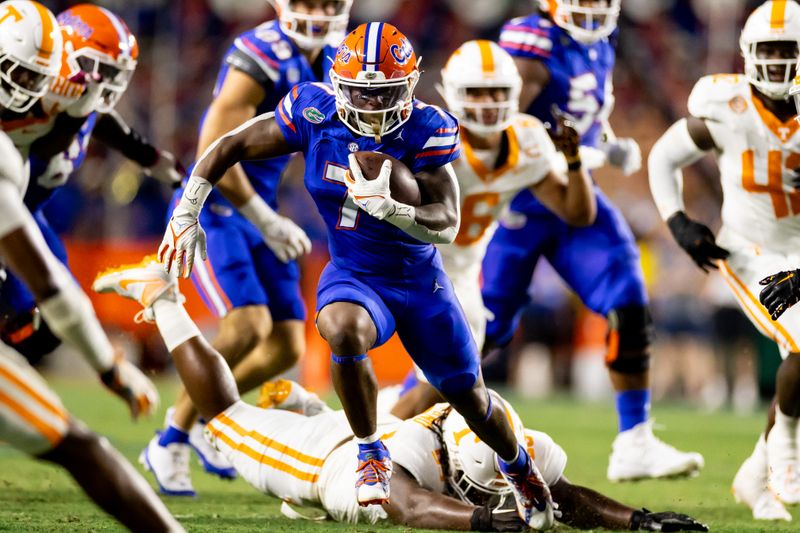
left=0, top=378, right=794, bottom=532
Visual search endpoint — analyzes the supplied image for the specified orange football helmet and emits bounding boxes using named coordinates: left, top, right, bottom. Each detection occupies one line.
left=56, top=4, right=138, bottom=112
left=329, top=23, right=420, bottom=141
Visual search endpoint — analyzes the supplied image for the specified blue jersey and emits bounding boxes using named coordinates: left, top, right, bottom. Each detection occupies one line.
left=204, top=20, right=336, bottom=210
left=24, top=112, right=96, bottom=211
left=274, top=82, right=461, bottom=275
left=499, top=12, right=615, bottom=149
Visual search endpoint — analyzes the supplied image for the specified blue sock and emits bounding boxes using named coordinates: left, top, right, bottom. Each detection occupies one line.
left=499, top=444, right=530, bottom=476
left=158, top=424, right=189, bottom=446
left=616, top=389, right=650, bottom=432
left=357, top=440, right=386, bottom=455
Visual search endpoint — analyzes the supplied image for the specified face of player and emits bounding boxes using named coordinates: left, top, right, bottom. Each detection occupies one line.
left=462, top=87, right=511, bottom=130
left=289, top=0, right=347, bottom=40
left=568, top=0, right=613, bottom=30
left=0, top=58, right=52, bottom=112
left=755, top=41, right=798, bottom=82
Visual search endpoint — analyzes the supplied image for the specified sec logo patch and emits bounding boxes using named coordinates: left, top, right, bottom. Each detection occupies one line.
left=303, top=107, right=325, bottom=124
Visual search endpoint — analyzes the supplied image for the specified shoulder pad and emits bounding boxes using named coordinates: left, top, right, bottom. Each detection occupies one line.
left=687, top=74, right=749, bottom=122
left=230, top=22, right=294, bottom=83
left=411, top=101, right=459, bottom=146
left=500, top=14, right=556, bottom=59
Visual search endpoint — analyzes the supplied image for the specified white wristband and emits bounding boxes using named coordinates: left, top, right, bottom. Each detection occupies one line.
left=179, top=175, right=213, bottom=217
left=238, top=194, right=279, bottom=229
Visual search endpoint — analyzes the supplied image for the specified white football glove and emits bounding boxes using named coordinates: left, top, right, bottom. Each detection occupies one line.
left=100, top=356, right=159, bottom=420
left=65, top=72, right=105, bottom=118
left=345, top=153, right=398, bottom=220
left=145, top=150, right=184, bottom=186
left=159, top=175, right=212, bottom=278
left=239, top=195, right=311, bottom=263
left=601, top=137, right=641, bottom=176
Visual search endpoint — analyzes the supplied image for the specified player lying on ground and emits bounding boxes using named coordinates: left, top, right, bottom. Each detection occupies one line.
left=93, top=259, right=707, bottom=532
left=155, top=22, right=558, bottom=529
left=391, top=38, right=596, bottom=419
left=0, top=3, right=183, bottom=365
left=143, top=0, right=352, bottom=495
left=648, top=0, right=800, bottom=520
left=0, top=2, right=180, bottom=531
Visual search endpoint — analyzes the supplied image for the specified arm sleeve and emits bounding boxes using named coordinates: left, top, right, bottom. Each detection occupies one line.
left=647, top=118, right=708, bottom=221
left=93, top=111, right=159, bottom=167
left=225, top=48, right=277, bottom=87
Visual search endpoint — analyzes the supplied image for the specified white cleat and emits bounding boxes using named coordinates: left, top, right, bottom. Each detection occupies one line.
left=93, top=255, right=180, bottom=321
left=607, top=420, right=704, bottom=482
left=733, top=454, right=792, bottom=521
left=188, top=419, right=237, bottom=480
left=139, top=433, right=196, bottom=497
left=768, top=465, right=800, bottom=506
left=257, top=379, right=331, bottom=416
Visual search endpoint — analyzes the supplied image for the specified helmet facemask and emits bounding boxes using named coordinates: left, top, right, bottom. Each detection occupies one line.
left=71, top=51, right=135, bottom=113
left=331, top=70, right=419, bottom=141
left=548, top=0, right=620, bottom=44
left=742, top=39, right=799, bottom=101
left=273, top=0, right=352, bottom=50
left=443, top=84, right=520, bottom=135
left=0, top=54, right=54, bottom=112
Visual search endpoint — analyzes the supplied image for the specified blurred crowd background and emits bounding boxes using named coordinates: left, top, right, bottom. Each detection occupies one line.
left=40, top=0, right=785, bottom=412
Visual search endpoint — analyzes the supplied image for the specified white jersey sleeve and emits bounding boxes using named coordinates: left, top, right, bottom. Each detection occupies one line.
left=386, top=404, right=450, bottom=493
left=686, top=74, right=748, bottom=148
left=524, top=429, right=567, bottom=486
left=0, top=131, right=29, bottom=238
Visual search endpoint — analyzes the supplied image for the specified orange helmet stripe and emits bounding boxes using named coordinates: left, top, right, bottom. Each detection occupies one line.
left=477, top=40, right=495, bottom=74
left=31, top=1, right=55, bottom=59
left=771, top=0, right=787, bottom=30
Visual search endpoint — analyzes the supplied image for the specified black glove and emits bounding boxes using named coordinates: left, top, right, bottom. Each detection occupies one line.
left=759, top=269, right=800, bottom=320
left=667, top=211, right=729, bottom=272
left=470, top=494, right=526, bottom=532
left=630, top=509, right=708, bottom=532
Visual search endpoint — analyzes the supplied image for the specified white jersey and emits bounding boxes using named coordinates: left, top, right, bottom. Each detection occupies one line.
left=688, top=74, right=800, bottom=254
left=440, top=113, right=555, bottom=275
left=317, top=403, right=567, bottom=525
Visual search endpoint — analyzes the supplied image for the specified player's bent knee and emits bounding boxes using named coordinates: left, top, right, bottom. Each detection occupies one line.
left=606, top=305, right=653, bottom=374
left=436, top=372, right=478, bottom=396
left=317, top=304, right=376, bottom=354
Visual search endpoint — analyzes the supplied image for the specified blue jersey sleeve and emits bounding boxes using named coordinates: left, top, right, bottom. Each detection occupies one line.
left=498, top=15, right=554, bottom=62
left=274, top=82, right=333, bottom=152
left=227, top=26, right=283, bottom=85
left=409, top=103, right=462, bottom=174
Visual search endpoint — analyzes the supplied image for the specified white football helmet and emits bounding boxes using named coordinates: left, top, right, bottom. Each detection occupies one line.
left=441, top=40, right=522, bottom=135
left=442, top=392, right=525, bottom=505
left=0, top=0, right=62, bottom=113
left=740, top=0, right=800, bottom=100
left=541, top=0, right=621, bottom=44
left=790, top=62, right=800, bottom=117
left=269, top=0, right=352, bottom=50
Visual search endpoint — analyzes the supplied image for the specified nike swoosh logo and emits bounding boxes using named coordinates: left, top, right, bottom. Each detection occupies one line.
left=119, top=279, right=156, bottom=291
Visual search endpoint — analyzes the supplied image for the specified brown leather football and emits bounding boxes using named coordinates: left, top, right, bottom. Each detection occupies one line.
left=353, top=151, right=421, bottom=206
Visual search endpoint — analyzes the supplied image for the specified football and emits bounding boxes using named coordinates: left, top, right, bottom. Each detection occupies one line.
left=353, top=151, right=422, bottom=206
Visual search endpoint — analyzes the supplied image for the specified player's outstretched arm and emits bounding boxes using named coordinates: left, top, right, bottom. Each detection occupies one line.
left=159, top=113, right=294, bottom=277
left=0, top=183, right=157, bottom=418
left=382, top=466, right=524, bottom=531
left=551, top=477, right=708, bottom=531
left=648, top=117, right=729, bottom=272
left=532, top=113, right=596, bottom=226
left=92, top=111, right=184, bottom=186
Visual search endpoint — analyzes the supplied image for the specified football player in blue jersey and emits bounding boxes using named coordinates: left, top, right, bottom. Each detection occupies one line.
left=487, top=0, right=705, bottom=482
left=139, top=0, right=353, bottom=496
left=156, top=22, right=558, bottom=529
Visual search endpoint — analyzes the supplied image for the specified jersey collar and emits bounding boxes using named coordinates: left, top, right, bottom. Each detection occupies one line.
left=460, top=126, right=520, bottom=182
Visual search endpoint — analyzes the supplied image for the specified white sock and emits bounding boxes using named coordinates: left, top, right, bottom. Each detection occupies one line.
left=355, top=432, right=380, bottom=446
left=767, top=407, right=799, bottom=466
left=152, top=299, right=200, bottom=352
left=750, top=433, right=768, bottom=473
